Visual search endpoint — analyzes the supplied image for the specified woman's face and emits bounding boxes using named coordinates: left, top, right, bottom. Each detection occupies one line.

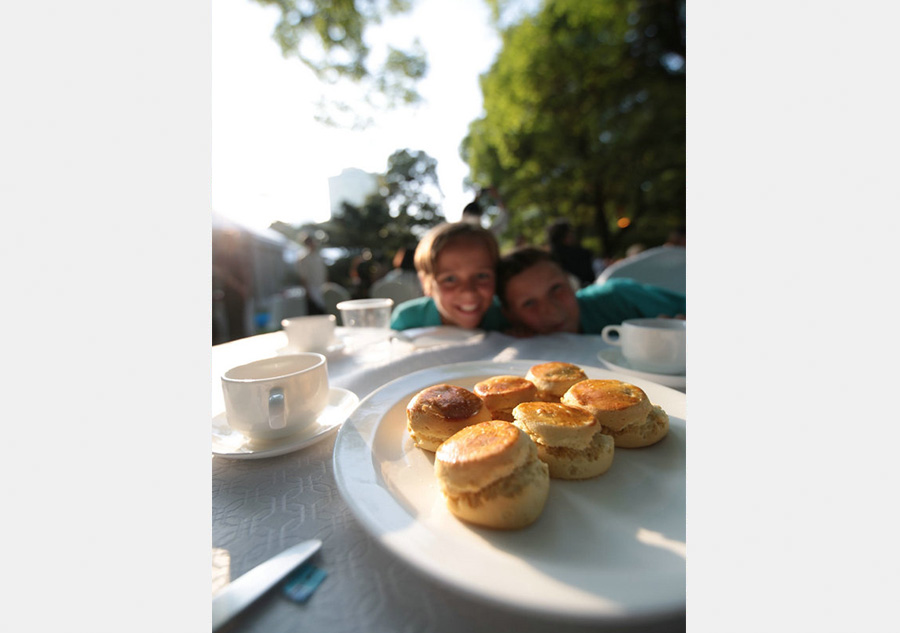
left=502, top=260, right=580, bottom=335
left=425, top=238, right=496, bottom=329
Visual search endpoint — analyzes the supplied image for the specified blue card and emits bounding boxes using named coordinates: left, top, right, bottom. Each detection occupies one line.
left=282, top=563, right=327, bottom=603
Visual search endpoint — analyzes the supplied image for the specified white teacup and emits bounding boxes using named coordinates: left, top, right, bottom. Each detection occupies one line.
left=281, top=314, right=337, bottom=353
left=221, top=353, right=329, bottom=442
left=600, top=318, right=686, bottom=375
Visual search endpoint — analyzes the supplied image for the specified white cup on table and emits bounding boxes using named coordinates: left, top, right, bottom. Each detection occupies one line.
left=281, top=314, right=337, bottom=353
left=336, top=298, right=394, bottom=353
left=221, top=353, right=329, bottom=442
left=600, top=318, right=686, bottom=375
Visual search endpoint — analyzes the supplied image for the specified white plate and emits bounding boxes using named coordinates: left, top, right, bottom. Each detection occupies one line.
left=333, top=360, right=685, bottom=623
left=597, top=348, right=686, bottom=390
left=213, top=388, right=359, bottom=459
left=395, top=325, right=485, bottom=348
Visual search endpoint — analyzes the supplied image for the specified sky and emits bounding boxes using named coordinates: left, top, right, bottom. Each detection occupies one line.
left=213, top=0, right=502, bottom=233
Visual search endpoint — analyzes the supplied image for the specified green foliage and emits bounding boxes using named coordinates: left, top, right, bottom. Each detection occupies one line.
left=463, top=0, right=686, bottom=257
left=381, top=149, right=445, bottom=230
left=327, top=149, right=445, bottom=248
left=250, top=0, right=427, bottom=128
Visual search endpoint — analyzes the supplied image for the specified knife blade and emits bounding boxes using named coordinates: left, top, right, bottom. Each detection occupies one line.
left=212, top=539, right=322, bottom=631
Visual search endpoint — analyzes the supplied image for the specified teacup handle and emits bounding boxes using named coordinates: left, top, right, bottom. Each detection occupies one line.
left=268, top=387, right=287, bottom=430
left=600, top=325, right=622, bottom=346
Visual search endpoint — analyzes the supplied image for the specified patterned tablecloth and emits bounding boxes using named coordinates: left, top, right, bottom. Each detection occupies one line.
left=212, top=329, right=686, bottom=633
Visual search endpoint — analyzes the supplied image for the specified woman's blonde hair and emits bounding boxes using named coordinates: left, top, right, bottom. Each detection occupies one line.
left=414, top=222, right=500, bottom=283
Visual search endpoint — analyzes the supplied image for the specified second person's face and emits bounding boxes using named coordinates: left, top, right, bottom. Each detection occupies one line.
left=426, top=237, right=496, bottom=329
left=502, top=260, right=580, bottom=335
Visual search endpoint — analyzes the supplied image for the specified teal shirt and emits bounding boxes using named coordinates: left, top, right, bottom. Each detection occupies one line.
left=576, top=279, right=686, bottom=334
left=390, top=296, right=510, bottom=331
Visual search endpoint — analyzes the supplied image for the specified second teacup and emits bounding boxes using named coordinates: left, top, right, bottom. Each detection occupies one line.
left=281, top=314, right=337, bottom=353
left=600, top=318, right=686, bottom=375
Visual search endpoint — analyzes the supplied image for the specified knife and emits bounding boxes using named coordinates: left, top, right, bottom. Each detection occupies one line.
left=212, top=539, right=322, bottom=631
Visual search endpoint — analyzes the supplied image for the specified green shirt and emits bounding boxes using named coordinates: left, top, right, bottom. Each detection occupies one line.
left=390, top=296, right=510, bottom=331
left=576, top=279, right=686, bottom=334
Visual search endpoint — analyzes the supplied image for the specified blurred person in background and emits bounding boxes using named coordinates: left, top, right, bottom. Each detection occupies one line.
left=349, top=252, right=383, bottom=299
left=296, top=233, right=327, bottom=314
left=381, top=246, right=424, bottom=298
left=625, top=243, right=647, bottom=258
left=546, top=218, right=595, bottom=288
left=461, top=186, right=508, bottom=236
left=665, top=225, right=686, bottom=247
left=212, top=230, right=252, bottom=342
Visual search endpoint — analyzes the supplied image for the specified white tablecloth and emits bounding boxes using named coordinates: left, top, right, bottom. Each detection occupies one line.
left=212, top=328, right=686, bottom=632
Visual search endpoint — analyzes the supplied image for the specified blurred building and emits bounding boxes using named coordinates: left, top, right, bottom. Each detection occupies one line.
left=328, top=168, right=379, bottom=215
left=212, top=210, right=301, bottom=342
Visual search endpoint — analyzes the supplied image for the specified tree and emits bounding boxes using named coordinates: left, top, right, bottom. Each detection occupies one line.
left=381, top=149, right=445, bottom=232
left=270, top=149, right=446, bottom=286
left=462, top=0, right=686, bottom=256
left=316, top=148, right=445, bottom=249
left=249, top=0, right=428, bottom=129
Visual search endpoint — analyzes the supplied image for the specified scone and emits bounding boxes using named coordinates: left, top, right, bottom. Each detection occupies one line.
left=561, top=379, right=668, bottom=448
left=407, top=384, right=492, bottom=452
left=511, top=401, right=614, bottom=479
left=434, top=420, right=550, bottom=529
left=525, top=362, right=588, bottom=402
left=473, top=375, right=538, bottom=422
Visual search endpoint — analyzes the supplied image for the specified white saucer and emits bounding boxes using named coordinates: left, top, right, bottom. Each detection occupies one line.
left=597, top=348, right=686, bottom=390
left=276, top=341, right=345, bottom=356
left=212, top=387, right=359, bottom=459
left=394, top=326, right=485, bottom=348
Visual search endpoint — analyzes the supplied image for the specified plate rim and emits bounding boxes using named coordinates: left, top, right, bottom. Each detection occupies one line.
left=212, top=387, right=358, bottom=459
left=333, top=359, right=685, bottom=623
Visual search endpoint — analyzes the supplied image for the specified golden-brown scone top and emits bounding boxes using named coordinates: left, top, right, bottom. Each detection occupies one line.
left=473, top=375, right=537, bottom=421
left=511, top=402, right=615, bottom=479
left=526, top=362, right=587, bottom=401
left=435, top=420, right=550, bottom=529
left=434, top=419, right=533, bottom=493
left=406, top=384, right=492, bottom=452
left=561, top=379, right=667, bottom=448
left=510, top=401, right=599, bottom=448
left=561, top=379, right=651, bottom=430
left=408, top=383, right=487, bottom=420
